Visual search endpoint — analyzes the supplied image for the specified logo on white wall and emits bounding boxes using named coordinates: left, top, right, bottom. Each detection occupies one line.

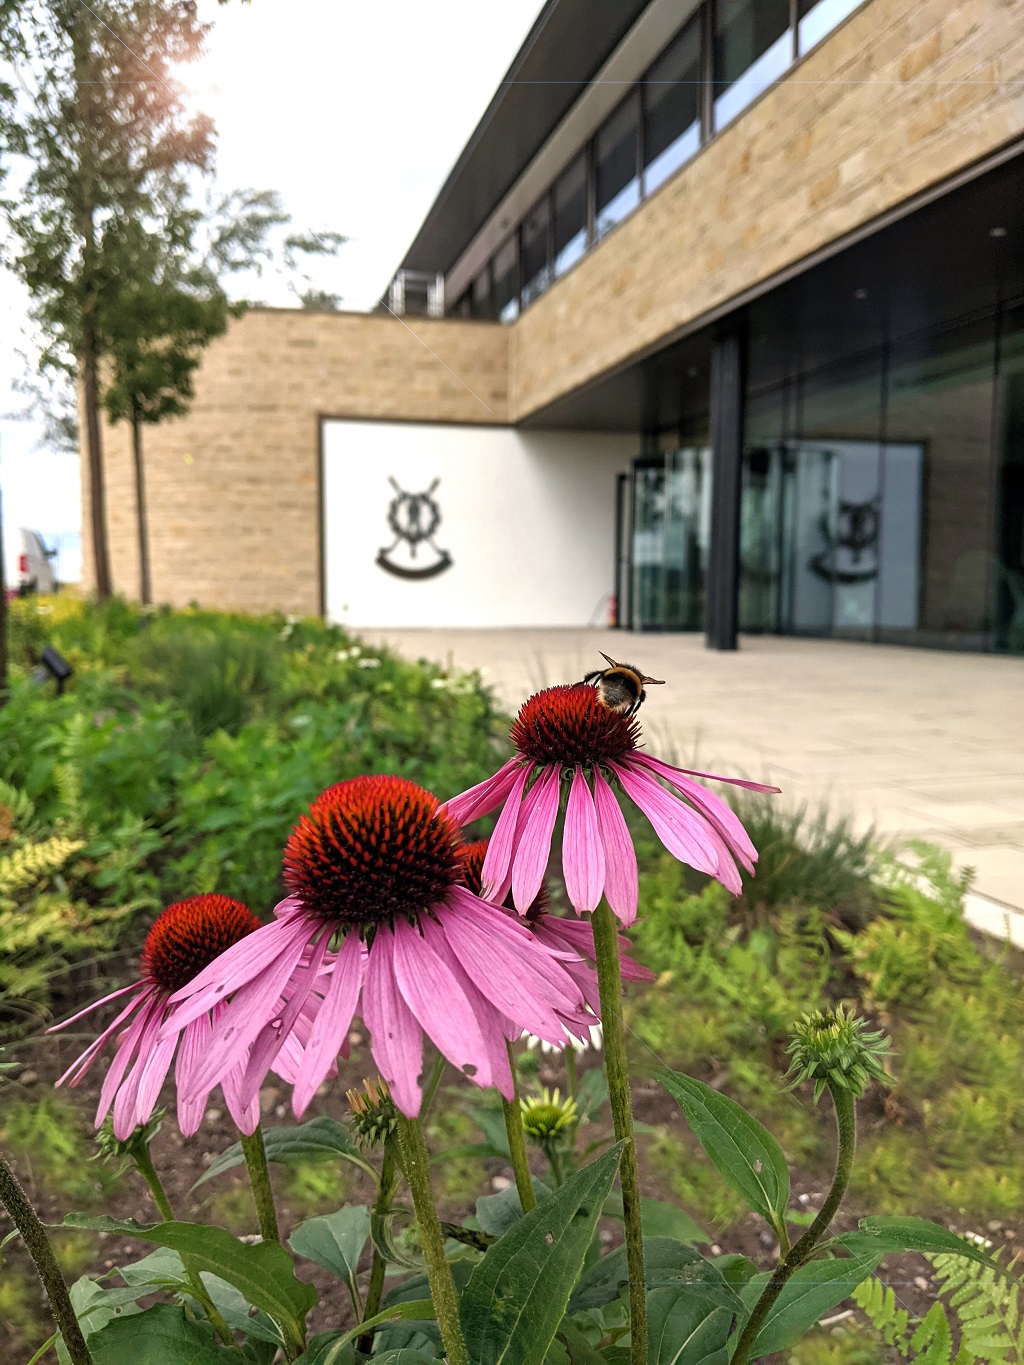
left=376, top=476, right=453, bottom=580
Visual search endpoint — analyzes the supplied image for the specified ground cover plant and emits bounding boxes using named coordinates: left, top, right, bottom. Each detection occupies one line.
left=0, top=597, right=1020, bottom=1364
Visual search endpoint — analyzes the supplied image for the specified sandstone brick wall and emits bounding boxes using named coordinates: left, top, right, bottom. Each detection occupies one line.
left=84, top=0, right=1024, bottom=615
left=511, top=0, right=1024, bottom=419
left=84, top=311, right=508, bottom=614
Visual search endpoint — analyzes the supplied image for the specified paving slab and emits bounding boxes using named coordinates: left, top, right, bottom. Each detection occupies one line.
left=363, top=629, right=1024, bottom=923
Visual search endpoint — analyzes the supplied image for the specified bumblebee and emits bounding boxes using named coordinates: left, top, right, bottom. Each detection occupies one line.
left=582, top=652, right=665, bottom=716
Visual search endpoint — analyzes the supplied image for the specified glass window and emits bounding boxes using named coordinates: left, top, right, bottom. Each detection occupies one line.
left=470, top=264, right=495, bottom=320
left=643, top=19, right=702, bottom=195
left=996, top=305, right=1024, bottom=653
left=595, top=93, right=640, bottom=242
left=553, top=155, right=587, bottom=276
left=798, top=0, right=863, bottom=54
left=492, top=235, right=519, bottom=323
left=520, top=195, right=551, bottom=308
left=714, top=0, right=791, bottom=131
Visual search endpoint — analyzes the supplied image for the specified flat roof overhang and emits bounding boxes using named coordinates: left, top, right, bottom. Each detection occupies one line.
left=398, top=0, right=652, bottom=276
left=519, top=145, right=1024, bottom=435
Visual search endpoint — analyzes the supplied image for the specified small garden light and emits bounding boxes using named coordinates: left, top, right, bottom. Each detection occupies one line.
left=37, top=646, right=72, bottom=695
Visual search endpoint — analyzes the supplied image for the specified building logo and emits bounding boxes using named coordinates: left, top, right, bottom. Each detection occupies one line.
left=376, top=476, right=453, bottom=580
left=810, top=497, right=880, bottom=584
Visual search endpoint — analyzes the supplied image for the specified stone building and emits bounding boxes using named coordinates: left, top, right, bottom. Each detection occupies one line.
left=86, top=0, right=1024, bottom=651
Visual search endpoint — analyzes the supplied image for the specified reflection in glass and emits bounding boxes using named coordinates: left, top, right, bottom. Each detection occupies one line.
left=521, top=197, right=551, bottom=308
left=996, top=307, right=1024, bottom=653
left=643, top=19, right=702, bottom=195
left=631, top=449, right=709, bottom=630
left=553, top=155, right=587, bottom=276
left=595, top=94, right=640, bottom=242
left=798, top=0, right=863, bottom=54
left=714, top=0, right=791, bottom=130
left=470, top=264, right=495, bottom=320
left=492, top=235, right=519, bottom=323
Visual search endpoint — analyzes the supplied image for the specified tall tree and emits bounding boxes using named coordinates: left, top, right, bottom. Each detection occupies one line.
left=97, top=191, right=344, bottom=602
left=0, top=0, right=214, bottom=599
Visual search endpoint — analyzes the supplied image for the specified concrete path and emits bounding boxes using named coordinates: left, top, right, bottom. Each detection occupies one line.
left=363, top=629, right=1024, bottom=932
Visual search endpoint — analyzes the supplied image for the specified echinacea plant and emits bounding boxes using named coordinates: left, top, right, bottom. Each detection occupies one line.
left=5, top=670, right=999, bottom=1365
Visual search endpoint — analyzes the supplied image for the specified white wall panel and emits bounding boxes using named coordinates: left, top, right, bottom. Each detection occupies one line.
left=322, top=421, right=634, bottom=628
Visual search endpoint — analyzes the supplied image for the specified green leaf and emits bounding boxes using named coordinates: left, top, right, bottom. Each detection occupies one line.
left=710, top=1254, right=757, bottom=1292
left=293, top=1300, right=435, bottom=1364
left=738, top=1254, right=881, bottom=1356
left=289, top=1205, right=370, bottom=1316
left=556, top=1321, right=609, bottom=1364
left=831, top=1217, right=998, bottom=1267
left=57, top=1278, right=142, bottom=1365
left=87, top=1303, right=230, bottom=1364
left=475, top=1178, right=552, bottom=1236
left=193, top=1117, right=375, bottom=1187
left=372, top=1354, right=441, bottom=1364
left=603, top=1194, right=709, bottom=1245
left=656, top=1071, right=789, bottom=1238
left=460, top=1143, right=622, bottom=1365
left=62, top=1216, right=316, bottom=1350
left=647, top=1292, right=733, bottom=1365
left=569, top=1238, right=743, bottom=1315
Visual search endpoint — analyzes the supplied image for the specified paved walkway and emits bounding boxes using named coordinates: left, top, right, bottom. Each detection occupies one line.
left=364, top=629, right=1024, bottom=931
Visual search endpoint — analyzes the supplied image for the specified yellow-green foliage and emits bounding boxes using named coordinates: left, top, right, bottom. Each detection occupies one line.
left=930, top=1247, right=1024, bottom=1362
left=0, top=1096, right=121, bottom=1209
left=854, top=1279, right=961, bottom=1363
left=0, top=835, right=84, bottom=903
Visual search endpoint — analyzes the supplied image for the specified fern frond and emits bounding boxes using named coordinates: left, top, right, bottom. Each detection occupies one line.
left=855, top=1276, right=911, bottom=1350
left=911, top=1301, right=955, bottom=1365
left=0, top=780, right=36, bottom=840
left=0, top=837, right=85, bottom=900
left=929, top=1248, right=1022, bottom=1363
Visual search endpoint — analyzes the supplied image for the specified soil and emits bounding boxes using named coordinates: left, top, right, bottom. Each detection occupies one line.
left=2, top=1029, right=1019, bottom=1365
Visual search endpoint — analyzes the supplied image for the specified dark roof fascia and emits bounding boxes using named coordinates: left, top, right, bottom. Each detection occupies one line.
left=398, top=0, right=653, bottom=277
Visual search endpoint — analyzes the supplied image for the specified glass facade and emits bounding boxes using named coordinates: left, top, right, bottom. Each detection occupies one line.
left=734, top=307, right=1024, bottom=651
left=451, top=0, right=866, bottom=321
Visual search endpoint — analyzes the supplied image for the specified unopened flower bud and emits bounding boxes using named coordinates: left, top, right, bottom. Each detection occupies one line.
left=520, top=1087, right=577, bottom=1144
left=93, top=1110, right=164, bottom=1165
left=347, top=1077, right=398, bottom=1149
left=786, top=1004, right=892, bottom=1102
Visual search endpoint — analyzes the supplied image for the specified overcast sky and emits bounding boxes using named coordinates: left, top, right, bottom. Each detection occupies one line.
left=0, top=0, right=544, bottom=581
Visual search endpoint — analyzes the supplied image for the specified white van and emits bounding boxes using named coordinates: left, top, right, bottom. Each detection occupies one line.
left=16, top=529, right=57, bottom=595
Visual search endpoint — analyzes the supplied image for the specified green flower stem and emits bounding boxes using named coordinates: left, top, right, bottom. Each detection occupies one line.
left=0, top=1153, right=94, bottom=1365
left=731, top=1084, right=857, bottom=1365
left=565, top=1046, right=580, bottom=1153
left=503, top=1039, right=536, bottom=1214
left=129, top=1144, right=234, bottom=1348
left=395, top=1114, right=469, bottom=1365
left=356, top=1145, right=397, bottom=1355
left=591, top=900, right=647, bottom=1365
left=240, top=1125, right=281, bottom=1244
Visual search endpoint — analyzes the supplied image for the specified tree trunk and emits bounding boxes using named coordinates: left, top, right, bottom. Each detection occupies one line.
left=132, top=411, right=151, bottom=604
left=81, top=329, right=112, bottom=601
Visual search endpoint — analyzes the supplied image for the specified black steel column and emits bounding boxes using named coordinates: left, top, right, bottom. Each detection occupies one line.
left=706, top=330, right=746, bottom=651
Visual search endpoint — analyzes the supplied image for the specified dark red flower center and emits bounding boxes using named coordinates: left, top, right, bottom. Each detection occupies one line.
left=284, top=775, right=462, bottom=929
left=458, top=838, right=549, bottom=915
left=142, top=895, right=260, bottom=994
left=511, top=684, right=640, bottom=768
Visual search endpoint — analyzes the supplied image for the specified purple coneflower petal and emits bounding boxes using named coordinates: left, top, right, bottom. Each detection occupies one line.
left=175, top=1014, right=214, bottom=1137
left=94, top=995, right=162, bottom=1128
left=444, top=757, right=523, bottom=825
left=511, top=764, right=560, bottom=912
left=481, top=763, right=532, bottom=897
left=392, top=916, right=494, bottom=1090
left=181, top=921, right=313, bottom=1097
left=442, top=886, right=581, bottom=1044
left=113, top=1009, right=178, bottom=1140
left=166, top=911, right=312, bottom=1037
left=240, top=929, right=332, bottom=1107
left=56, top=986, right=150, bottom=1089
left=662, top=760, right=780, bottom=794
left=593, top=768, right=640, bottom=924
left=364, top=926, right=424, bottom=1117
left=166, top=908, right=310, bottom=1016
left=632, top=754, right=761, bottom=871
left=612, top=761, right=742, bottom=892
left=563, top=767, right=605, bottom=915
left=48, top=980, right=145, bottom=1034
left=291, top=933, right=364, bottom=1117
left=418, top=915, right=514, bottom=1100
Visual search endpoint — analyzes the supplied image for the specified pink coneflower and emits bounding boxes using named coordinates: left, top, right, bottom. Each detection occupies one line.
left=50, top=895, right=264, bottom=1141
left=446, top=683, right=778, bottom=924
left=459, top=839, right=654, bottom=1021
left=165, top=776, right=592, bottom=1119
